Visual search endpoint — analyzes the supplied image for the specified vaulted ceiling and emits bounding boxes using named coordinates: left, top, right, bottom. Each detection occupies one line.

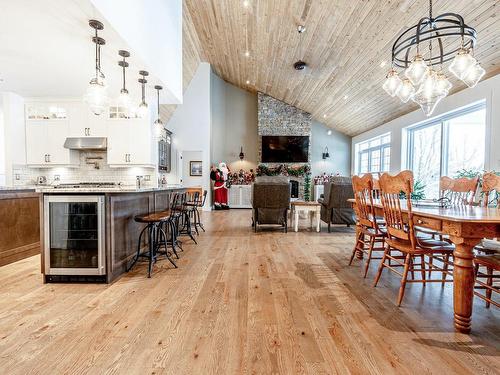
left=163, top=0, right=500, bottom=137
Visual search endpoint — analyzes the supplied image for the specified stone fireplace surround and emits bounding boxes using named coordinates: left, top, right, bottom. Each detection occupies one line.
left=257, top=92, right=312, bottom=199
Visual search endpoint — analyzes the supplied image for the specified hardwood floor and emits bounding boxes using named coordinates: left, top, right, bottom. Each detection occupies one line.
left=0, top=210, right=498, bottom=374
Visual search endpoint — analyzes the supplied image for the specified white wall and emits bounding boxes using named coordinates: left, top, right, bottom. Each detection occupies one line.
left=1, top=92, right=26, bottom=185
left=166, top=63, right=212, bottom=210
left=310, top=120, right=351, bottom=177
left=91, top=0, right=183, bottom=104
left=352, top=74, right=500, bottom=173
left=210, top=71, right=258, bottom=172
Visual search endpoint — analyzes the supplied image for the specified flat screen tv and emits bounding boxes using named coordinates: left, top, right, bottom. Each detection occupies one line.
left=261, top=136, right=309, bottom=163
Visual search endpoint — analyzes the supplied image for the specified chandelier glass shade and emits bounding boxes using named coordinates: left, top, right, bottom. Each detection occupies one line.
left=383, top=0, right=484, bottom=116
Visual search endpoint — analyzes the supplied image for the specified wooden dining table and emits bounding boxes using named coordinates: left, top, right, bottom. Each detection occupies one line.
left=348, top=198, right=500, bottom=334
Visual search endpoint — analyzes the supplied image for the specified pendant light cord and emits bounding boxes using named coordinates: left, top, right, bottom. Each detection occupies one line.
left=429, top=0, right=433, bottom=20
left=157, top=89, right=160, bottom=117
left=122, top=58, right=126, bottom=91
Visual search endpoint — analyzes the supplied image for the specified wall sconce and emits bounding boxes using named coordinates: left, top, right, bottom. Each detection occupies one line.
left=322, top=146, right=330, bottom=160
left=239, top=146, right=245, bottom=160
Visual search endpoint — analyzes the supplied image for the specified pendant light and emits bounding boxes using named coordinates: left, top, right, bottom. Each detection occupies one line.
left=382, top=69, right=402, bottom=97
left=384, top=0, right=485, bottom=116
left=153, top=85, right=164, bottom=138
left=117, top=50, right=131, bottom=115
left=137, top=70, right=149, bottom=118
left=84, top=20, right=109, bottom=115
left=239, top=146, right=245, bottom=160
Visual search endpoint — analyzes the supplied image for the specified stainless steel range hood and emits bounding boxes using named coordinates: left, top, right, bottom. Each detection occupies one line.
left=63, top=137, right=107, bottom=151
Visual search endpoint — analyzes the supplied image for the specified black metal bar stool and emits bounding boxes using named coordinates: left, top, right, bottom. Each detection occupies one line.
left=186, top=190, right=207, bottom=235
left=176, top=192, right=198, bottom=244
left=127, top=211, right=177, bottom=277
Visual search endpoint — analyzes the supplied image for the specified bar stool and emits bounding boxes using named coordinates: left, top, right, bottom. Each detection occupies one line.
left=127, top=211, right=177, bottom=278
left=185, top=189, right=207, bottom=235
left=176, top=192, right=198, bottom=244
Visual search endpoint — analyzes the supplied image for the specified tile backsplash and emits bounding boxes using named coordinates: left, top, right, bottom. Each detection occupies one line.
left=13, top=151, right=158, bottom=187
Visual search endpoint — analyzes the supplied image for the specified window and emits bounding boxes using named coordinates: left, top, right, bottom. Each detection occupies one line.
left=355, top=133, right=391, bottom=174
left=407, top=102, right=486, bottom=199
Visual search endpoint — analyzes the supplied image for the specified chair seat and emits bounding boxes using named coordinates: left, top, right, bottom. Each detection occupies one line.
left=360, top=226, right=386, bottom=237
left=475, top=254, right=500, bottom=270
left=386, top=237, right=454, bottom=254
left=134, top=210, right=171, bottom=223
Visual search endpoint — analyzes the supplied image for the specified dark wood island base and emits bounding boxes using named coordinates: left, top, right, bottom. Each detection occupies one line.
left=40, top=187, right=185, bottom=283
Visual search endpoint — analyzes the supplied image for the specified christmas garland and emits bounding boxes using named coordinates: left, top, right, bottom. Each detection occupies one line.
left=256, top=164, right=311, bottom=177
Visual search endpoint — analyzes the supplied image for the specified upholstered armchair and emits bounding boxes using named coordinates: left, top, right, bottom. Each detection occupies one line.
left=318, top=176, right=356, bottom=232
left=252, top=176, right=290, bottom=232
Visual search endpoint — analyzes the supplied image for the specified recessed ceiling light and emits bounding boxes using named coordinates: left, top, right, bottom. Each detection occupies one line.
left=246, top=80, right=250, bottom=84
left=323, top=114, right=327, bottom=118
left=343, top=95, right=349, bottom=100
left=380, top=60, right=387, bottom=68
left=243, top=0, right=249, bottom=7
left=244, top=50, right=250, bottom=57
left=327, top=130, right=332, bottom=136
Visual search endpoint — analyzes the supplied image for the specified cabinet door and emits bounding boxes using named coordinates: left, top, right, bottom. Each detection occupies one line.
left=128, top=119, right=152, bottom=165
left=46, top=120, right=71, bottom=164
left=67, top=102, right=88, bottom=137
left=26, top=121, right=48, bottom=165
left=87, top=107, right=108, bottom=137
left=107, top=120, right=130, bottom=165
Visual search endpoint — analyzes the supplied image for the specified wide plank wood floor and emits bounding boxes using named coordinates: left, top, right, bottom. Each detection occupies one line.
left=0, top=210, right=499, bottom=374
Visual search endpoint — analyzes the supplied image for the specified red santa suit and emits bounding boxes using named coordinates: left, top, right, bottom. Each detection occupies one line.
left=211, top=162, right=229, bottom=209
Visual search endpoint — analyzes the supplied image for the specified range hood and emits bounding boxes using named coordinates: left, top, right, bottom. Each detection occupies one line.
left=64, top=137, right=107, bottom=151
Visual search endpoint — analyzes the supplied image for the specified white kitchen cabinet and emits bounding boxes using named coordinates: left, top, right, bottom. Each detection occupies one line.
left=107, top=118, right=154, bottom=167
left=25, top=119, right=78, bottom=166
left=68, top=102, right=108, bottom=137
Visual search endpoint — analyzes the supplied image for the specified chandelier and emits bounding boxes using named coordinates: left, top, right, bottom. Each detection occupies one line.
left=383, top=0, right=485, bottom=116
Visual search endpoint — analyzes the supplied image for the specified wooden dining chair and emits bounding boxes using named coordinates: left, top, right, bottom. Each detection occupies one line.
left=473, top=172, right=500, bottom=308
left=440, top=176, right=479, bottom=205
left=349, top=174, right=386, bottom=278
left=374, top=171, right=455, bottom=306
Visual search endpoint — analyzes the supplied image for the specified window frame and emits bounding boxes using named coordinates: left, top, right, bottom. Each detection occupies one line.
left=406, top=101, right=487, bottom=177
left=356, top=133, right=391, bottom=175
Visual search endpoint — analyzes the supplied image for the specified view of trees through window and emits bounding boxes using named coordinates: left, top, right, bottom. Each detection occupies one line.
left=407, top=104, right=486, bottom=199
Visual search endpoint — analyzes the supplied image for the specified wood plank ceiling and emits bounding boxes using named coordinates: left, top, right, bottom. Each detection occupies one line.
left=173, top=0, right=499, bottom=137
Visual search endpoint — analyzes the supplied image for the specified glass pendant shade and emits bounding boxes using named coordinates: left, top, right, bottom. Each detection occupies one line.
left=449, top=48, right=476, bottom=80
left=85, top=78, right=109, bottom=115
left=435, top=72, right=452, bottom=95
left=154, top=119, right=164, bottom=138
left=382, top=69, right=402, bottom=97
left=137, top=102, right=148, bottom=118
left=396, top=79, right=415, bottom=103
left=118, top=89, right=131, bottom=114
left=412, top=70, right=447, bottom=116
left=405, top=55, right=428, bottom=85
left=461, top=63, right=485, bottom=88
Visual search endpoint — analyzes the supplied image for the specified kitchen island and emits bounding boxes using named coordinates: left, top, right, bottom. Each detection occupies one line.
left=39, top=185, right=185, bottom=283
left=0, top=188, right=40, bottom=266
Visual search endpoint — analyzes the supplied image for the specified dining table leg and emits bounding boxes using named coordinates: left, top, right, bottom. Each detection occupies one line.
left=450, top=237, right=478, bottom=334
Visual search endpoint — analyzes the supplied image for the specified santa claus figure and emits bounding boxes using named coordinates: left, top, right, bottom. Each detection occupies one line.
left=210, top=162, right=230, bottom=210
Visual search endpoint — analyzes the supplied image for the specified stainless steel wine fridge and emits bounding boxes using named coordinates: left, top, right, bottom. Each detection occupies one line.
left=44, top=195, right=106, bottom=282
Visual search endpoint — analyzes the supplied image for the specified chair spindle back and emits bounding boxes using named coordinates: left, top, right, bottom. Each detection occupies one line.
left=379, top=170, right=417, bottom=249
left=439, top=176, right=479, bottom=206
left=482, top=172, right=500, bottom=208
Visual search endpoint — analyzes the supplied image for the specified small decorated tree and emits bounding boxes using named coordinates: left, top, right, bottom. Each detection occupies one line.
left=303, top=173, right=312, bottom=201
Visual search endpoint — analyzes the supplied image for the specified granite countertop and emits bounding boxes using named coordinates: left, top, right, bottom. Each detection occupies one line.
left=35, top=184, right=184, bottom=193
left=0, top=186, right=37, bottom=192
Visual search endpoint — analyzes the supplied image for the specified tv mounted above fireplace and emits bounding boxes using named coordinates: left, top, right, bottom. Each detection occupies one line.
left=261, top=136, right=309, bottom=163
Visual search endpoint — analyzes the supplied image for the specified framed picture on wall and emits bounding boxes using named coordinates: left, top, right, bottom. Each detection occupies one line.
left=190, top=161, right=203, bottom=176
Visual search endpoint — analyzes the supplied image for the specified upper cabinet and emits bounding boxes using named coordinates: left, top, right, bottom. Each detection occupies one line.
left=107, top=117, right=154, bottom=167
left=25, top=100, right=155, bottom=168
left=25, top=119, right=78, bottom=166
left=67, top=102, right=108, bottom=137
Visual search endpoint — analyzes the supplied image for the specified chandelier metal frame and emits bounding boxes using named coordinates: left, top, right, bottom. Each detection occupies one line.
left=391, top=2, right=477, bottom=69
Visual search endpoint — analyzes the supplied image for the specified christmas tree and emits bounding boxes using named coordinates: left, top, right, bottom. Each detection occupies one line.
left=304, top=173, right=312, bottom=201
